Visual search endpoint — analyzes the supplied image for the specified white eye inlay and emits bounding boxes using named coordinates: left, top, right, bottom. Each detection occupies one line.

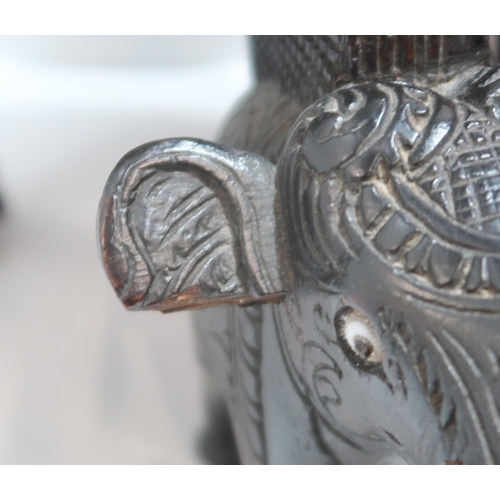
left=340, top=312, right=383, bottom=365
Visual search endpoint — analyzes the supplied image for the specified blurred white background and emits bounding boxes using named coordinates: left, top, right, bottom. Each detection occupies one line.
left=0, top=36, right=252, bottom=463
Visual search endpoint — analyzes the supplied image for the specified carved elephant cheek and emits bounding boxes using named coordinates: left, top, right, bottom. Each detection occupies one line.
left=335, top=244, right=500, bottom=465
left=276, top=277, right=447, bottom=465
left=276, top=242, right=500, bottom=464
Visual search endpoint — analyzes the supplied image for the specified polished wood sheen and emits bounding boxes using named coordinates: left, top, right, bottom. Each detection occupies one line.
left=98, top=36, right=500, bottom=464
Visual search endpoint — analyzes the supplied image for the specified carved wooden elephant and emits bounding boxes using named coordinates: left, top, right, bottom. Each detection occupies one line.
left=97, top=36, right=500, bottom=464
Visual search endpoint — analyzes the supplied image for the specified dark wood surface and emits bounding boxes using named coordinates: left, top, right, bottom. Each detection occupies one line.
left=99, top=36, right=500, bottom=464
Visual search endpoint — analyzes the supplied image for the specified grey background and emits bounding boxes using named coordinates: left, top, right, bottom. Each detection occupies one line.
left=0, top=35, right=251, bottom=463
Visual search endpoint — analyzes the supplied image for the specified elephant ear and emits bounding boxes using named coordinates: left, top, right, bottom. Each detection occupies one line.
left=98, top=138, right=285, bottom=312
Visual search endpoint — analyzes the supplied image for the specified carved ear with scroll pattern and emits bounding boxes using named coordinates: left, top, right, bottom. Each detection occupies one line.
left=98, top=138, right=286, bottom=312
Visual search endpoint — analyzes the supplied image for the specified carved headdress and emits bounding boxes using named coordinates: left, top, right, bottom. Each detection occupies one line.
left=279, top=70, right=500, bottom=308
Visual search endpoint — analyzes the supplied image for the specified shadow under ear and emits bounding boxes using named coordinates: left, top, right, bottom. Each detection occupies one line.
left=197, top=398, right=240, bottom=465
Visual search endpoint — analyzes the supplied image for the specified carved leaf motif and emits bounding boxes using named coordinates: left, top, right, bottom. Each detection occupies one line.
left=130, top=170, right=242, bottom=307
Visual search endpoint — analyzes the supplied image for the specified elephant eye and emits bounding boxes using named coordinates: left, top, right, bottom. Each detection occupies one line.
left=335, top=307, right=383, bottom=368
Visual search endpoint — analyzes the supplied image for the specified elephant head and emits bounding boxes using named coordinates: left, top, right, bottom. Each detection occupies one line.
left=271, top=73, right=500, bottom=464
left=98, top=66, right=500, bottom=464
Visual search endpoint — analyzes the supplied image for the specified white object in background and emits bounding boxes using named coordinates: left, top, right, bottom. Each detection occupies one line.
left=0, top=35, right=249, bottom=67
left=0, top=36, right=252, bottom=463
